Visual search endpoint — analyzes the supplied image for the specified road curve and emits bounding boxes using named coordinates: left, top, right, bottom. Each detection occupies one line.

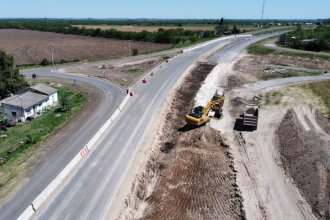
left=0, top=71, right=125, bottom=220
left=249, top=74, right=330, bottom=91
left=1, top=34, right=282, bottom=220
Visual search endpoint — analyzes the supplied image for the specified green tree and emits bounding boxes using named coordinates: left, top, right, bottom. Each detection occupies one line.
left=232, top=24, right=240, bottom=34
left=59, top=95, right=70, bottom=112
left=40, top=58, right=49, bottom=66
left=0, top=109, right=7, bottom=127
left=215, top=17, right=229, bottom=35
left=132, top=48, right=139, bottom=56
left=0, top=50, right=29, bottom=99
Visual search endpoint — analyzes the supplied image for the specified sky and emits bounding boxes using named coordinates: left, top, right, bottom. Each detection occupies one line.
left=0, top=0, right=329, bottom=19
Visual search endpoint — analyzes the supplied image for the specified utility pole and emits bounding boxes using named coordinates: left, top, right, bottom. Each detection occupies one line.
left=128, top=42, right=131, bottom=57
left=50, top=44, right=55, bottom=67
left=261, top=0, right=266, bottom=28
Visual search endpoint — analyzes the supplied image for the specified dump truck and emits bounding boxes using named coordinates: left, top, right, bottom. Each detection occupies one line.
left=185, top=92, right=225, bottom=126
left=243, top=104, right=259, bottom=130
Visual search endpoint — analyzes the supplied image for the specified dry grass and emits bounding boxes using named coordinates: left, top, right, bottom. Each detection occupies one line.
left=0, top=29, right=171, bottom=65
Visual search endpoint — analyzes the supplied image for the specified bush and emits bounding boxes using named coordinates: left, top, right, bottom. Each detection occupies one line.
left=40, top=58, right=49, bottom=66
left=247, top=45, right=275, bottom=55
left=59, top=95, right=70, bottom=112
left=132, top=48, right=139, bottom=56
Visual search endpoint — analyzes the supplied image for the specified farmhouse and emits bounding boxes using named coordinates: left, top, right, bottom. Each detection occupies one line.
left=0, top=84, right=58, bottom=125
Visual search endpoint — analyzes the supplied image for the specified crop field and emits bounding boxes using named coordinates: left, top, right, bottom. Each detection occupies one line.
left=0, top=29, right=171, bottom=65
left=73, top=24, right=258, bottom=32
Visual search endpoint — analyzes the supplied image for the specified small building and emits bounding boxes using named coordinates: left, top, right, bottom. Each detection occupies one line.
left=0, top=84, right=58, bottom=125
left=26, top=84, right=58, bottom=106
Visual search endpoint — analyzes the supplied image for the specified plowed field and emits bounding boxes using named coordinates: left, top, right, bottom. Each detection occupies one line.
left=0, top=29, right=171, bottom=65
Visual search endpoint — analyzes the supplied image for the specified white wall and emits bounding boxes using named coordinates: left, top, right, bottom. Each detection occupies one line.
left=47, top=92, right=58, bottom=107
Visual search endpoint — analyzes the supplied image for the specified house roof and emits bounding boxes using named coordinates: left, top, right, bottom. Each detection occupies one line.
left=30, top=84, right=57, bottom=95
left=1, top=91, right=48, bottom=110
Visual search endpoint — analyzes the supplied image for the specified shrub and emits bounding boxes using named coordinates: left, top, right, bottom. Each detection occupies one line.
left=132, top=48, right=139, bottom=56
left=40, top=58, right=49, bottom=66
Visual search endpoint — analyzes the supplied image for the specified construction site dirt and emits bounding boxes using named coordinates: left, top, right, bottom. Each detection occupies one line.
left=276, top=106, right=330, bottom=219
left=61, top=57, right=165, bottom=88
left=120, top=63, right=244, bottom=219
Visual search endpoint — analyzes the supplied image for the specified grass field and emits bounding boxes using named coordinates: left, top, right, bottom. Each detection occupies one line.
left=0, top=29, right=171, bottom=66
left=72, top=24, right=259, bottom=32
left=0, top=85, right=85, bottom=194
left=301, top=81, right=330, bottom=118
left=247, top=37, right=330, bottom=61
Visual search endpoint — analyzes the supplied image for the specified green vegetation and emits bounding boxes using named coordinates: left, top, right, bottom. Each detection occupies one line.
left=0, top=86, right=85, bottom=189
left=0, top=50, right=29, bottom=99
left=279, top=25, right=330, bottom=52
left=0, top=18, right=265, bottom=46
left=301, top=81, right=330, bottom=118
left=40, top=58, right=49, bottom=66
left=132, top=48, right=139, bottom=56
left=247, top=37, right=330, bottom=61
left=247, top=45, right=275, bottom=55
left=125, top=68, right=143, bottom=74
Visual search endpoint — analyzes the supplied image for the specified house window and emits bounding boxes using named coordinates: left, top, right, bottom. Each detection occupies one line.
left=11, top=112, right=17, bottom=117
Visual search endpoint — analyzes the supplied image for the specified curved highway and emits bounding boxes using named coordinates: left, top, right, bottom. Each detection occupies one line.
left=0, top=33, right=291, bottom=220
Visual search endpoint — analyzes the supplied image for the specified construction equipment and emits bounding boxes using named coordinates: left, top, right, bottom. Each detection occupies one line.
left=185, top=92, right=225, bottom=126
left=243, top=104, right=259, bottom=130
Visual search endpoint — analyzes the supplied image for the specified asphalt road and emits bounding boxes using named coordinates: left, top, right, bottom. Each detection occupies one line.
left=249, top=74, right=330, bottom=91
left=0, top=71, right=125, bottom=219
left=0, top=34, right=285, bottom=220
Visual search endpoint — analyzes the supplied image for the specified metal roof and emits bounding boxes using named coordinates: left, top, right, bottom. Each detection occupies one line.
left=1, top=91, right=48, bottom=110
left=30, top=84, right=57, bottom=95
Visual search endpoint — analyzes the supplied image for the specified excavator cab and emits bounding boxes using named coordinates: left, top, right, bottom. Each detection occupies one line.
left=188, top=106, right=204, bottom=119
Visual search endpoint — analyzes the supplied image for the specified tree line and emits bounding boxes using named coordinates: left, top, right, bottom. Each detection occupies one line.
left=0, top=19, right=240, bottom=45
left=278, top=25, right=330, bottom=52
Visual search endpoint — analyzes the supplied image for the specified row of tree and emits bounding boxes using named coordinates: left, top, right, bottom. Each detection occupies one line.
left=0, top=19, right=240, bottom=45
left=278, top=25, right=330, bottom=52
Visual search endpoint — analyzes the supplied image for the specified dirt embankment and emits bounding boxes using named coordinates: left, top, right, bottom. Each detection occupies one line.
left=120, top=63, right=244, bottom=219
left=234, top=54, right=330, bottom=81
left=276, top=106, right=330, bottom=219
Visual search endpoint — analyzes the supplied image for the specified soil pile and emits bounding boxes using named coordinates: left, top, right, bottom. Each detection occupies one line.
left=276, top=107, right=330, bottom=219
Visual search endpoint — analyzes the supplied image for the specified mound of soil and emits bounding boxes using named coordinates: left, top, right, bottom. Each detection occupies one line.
left=144, top=126, right=243, bottom=219
left=276, top=108, right=330, bottom=219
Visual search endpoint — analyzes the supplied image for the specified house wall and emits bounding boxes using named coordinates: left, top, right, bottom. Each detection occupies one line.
left=48, top=92, right=58, bottom=106
left=1, top=103, right=24, bottom=124
left=1, top=92, right=57, bottom=125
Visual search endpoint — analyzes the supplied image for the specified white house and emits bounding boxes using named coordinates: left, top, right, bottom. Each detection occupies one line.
left=0, top=84, right=58, bottom=125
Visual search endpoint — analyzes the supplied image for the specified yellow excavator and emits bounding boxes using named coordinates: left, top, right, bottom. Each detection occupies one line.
left=185, top=92, right=225, bottom=126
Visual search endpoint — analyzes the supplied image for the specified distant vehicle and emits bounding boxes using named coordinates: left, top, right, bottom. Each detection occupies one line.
left=243, top=104, right=259, bottom=130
